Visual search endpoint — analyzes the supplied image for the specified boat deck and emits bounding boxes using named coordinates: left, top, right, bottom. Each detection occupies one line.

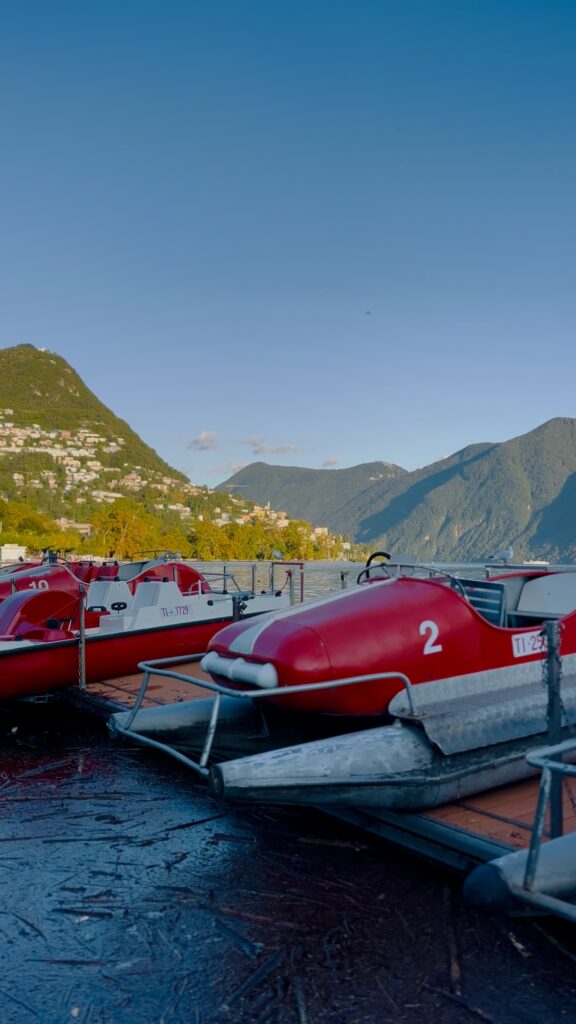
left=84, top=661, right=213, bottom=710
left=428, top=776, right=576, bottom=850
left=321, top=775, right=576, bottom=889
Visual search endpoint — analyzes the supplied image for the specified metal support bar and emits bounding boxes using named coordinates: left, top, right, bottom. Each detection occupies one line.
left=506, top=882, right=576, bottom=925
left=112, top=725, right=209, bottom=778
left=545, top=620, right=563, bottom=837
left=78, top=585, right=86, bottom=692
left=523, top=766, right=552, bottom=890
left=523, top=740, right=576, bottom=894
left=122, top=668, right=153, bottom=731
left=136, top=658, right=415, bottom=710
left=199, top=690, right=222, bottom=768
left=111, top=654, right=416, bottom=786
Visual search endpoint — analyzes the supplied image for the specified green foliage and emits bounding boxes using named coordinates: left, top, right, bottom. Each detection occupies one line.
left=90, top=499, right=191, bottom=560
left=1, top=501, right=55, bottom=534
left=0, top=346, right=373, bottom=563
left=0, top=491, right=352, bottom=564
left=217, top=461, right=407, bottom=537
left=0, top=345, right=188, bottom=503
left=183, top=517, right=354, bottom=562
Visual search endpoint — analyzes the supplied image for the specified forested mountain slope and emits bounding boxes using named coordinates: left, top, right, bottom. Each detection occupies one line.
left=219, top=419, right=576, bottom=561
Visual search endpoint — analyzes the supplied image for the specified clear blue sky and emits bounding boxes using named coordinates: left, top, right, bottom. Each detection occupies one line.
left=1, top=0, right=575, bottom=485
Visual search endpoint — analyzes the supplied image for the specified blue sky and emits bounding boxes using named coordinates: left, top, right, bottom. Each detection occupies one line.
left=1, top=0, right=575, bottom=485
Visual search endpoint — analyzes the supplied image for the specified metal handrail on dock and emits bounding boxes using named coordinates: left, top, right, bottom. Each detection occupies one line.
left=464, top=738, right=576, bottom=924
left=186, top=564, right=295, bottom=599
left=109, top=655, right=413, bottom=779
left=506, top=739, right=576, bottom=922
left=461, top=623, right=576, bottom=923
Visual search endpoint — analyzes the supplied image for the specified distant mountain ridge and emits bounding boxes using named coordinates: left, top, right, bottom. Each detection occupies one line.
left=218, top=419, right=576, bottom=562
left=4, top=345, right=575, bottom=562
left=218, top=460, right=407, bottom=531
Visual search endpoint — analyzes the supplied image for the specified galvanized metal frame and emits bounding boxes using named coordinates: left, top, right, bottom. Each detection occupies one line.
left=113, top=654, right=414, bottom=778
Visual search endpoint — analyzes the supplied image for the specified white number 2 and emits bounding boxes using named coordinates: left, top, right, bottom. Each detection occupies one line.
left=420, top=619, right=443, bottom=655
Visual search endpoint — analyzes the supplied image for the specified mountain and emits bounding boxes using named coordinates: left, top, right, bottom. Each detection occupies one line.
left=0, top=344, right=189, bottom=515
left=5, top=345, right=576, bottom=562
left=217, top=460, right=407, bottom=533
left=218, top=419, right=576, bottom=562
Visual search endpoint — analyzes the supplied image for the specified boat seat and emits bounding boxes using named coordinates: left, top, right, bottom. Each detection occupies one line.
left=515, top=573, right=576, bottom=618
left=459, top=578, right=507, bottom=626
left=116, top=560, right=148, bottom=581
left=129, top=580, right=184, bottom=613
left=85, top=580, right=133, bottom=614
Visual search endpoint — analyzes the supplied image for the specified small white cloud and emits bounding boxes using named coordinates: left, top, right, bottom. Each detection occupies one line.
left=188, top=431, right=219, bottom=451
left=268, top=443, right=299, bottom=454
left=322, top=457, right=340, bottom=467
left=241, top=435, right=298, bottom=455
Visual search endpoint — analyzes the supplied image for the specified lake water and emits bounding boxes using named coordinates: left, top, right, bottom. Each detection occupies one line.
left=189, top=559, right=366, bottom=603
left=189, top=558, right=503, bottom=604
left=1, top=703, right=575, bottom=1023
left=1, top=557, right=575, bottom=1020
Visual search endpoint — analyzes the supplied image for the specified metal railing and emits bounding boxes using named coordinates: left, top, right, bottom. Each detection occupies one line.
left=184, top=558, right=576, bottom=605
left=524, top=739, right=576, bottom=885
left=490, top=739, right=576, bottom=923
left=469, top=622, right=576, bottom=923
left=110, top=654, right=413, bottom=779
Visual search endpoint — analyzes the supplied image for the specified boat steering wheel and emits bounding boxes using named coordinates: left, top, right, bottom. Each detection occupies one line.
left=357, top=550, right=391, bottom=584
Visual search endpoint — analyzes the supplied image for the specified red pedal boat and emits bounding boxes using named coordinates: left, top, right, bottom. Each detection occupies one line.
left=108, top=555, right=576, bottom=812
left=0, top=552, right=206, bottom=603
left=0, top=559, right=290, bottom=700
left=201, top=556, right=576, bottom=716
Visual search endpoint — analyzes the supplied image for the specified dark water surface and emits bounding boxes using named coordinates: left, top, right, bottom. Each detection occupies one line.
left=1, top=703, right=576, bottom=1024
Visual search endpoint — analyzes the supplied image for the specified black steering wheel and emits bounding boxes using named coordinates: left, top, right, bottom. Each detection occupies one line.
left=357, top=550, right=391, bottom=584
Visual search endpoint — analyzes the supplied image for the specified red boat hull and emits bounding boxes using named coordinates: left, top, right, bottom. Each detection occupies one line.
left=0, top=560, right=286, bottom=700
left=205, top=574, right=576, bottom=716
left=0, top=616, right=232, bottom=700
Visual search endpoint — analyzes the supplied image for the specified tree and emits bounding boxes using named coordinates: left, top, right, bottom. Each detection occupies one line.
left=187, top=520, right=228, bottom=560
left=272, top=521, right=315, bottom=560
left=90, top=499, right=165, bottom=559
left=3, top=501, right=55, bottom=535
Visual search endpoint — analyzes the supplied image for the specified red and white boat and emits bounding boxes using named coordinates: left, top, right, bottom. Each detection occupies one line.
left=201, top=559, right=576, bottom=715
left=0, top=558, right=290, bottom=701
left=107, top=556, right=576, bottom=810
left=104, top=555, right=576, bottom=921
left=0, top=552, right=202, bottom=602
